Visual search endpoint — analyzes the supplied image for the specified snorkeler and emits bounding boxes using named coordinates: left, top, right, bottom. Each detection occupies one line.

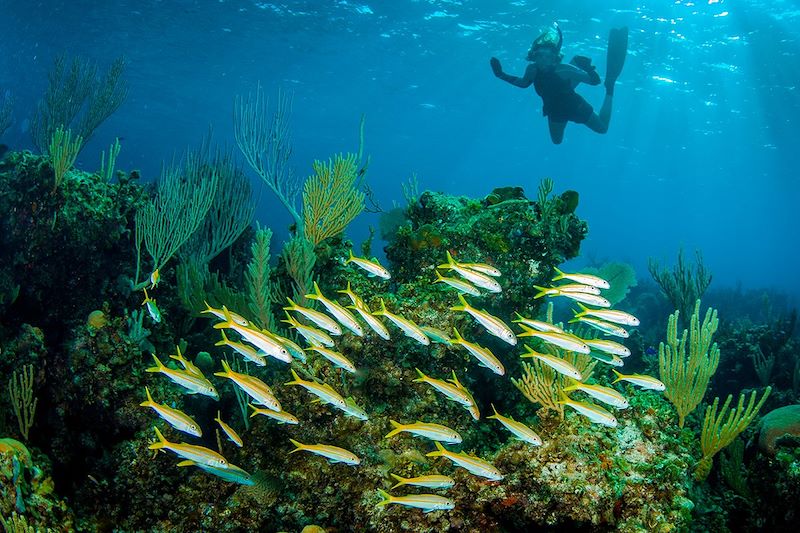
left=490, top=23, right=628, bottom=144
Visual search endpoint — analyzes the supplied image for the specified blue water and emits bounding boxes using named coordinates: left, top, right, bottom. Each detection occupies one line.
left=1, top=0, right=798, bottom=304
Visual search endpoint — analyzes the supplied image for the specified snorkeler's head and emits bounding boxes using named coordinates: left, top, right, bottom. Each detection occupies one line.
left=526, top=23, right=563, bottom=63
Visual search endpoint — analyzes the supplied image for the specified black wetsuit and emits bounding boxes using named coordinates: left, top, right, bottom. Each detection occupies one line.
left=533, top=68, right=593, bottom=124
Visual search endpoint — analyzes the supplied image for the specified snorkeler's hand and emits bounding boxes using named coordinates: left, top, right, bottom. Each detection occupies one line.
left=490, top=57, right=503, bottom=77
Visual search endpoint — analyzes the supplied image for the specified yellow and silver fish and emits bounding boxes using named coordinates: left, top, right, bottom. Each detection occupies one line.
left=583, top=338, right=630, bottom=357
left=513, top=313, right=565, bottom=334
left=249, top=403, right=299, bottom=425
left=214, top=411, right=243, bottom=447
left=288, top=438, right=360, bottom=465
left=168, top=346, right=205, bottom=378
left=146, top=354, right=219, bottom=399
left=285, top=368, right=347, bottom=410
left=263, top=329, right=307, bottom=363
left=373, top=299, right=430, bottom=345
left=149, top=427, right=228, bottom=469
left=559, top=394, right=618, bottom=427
left=214, top=360, right=281, bottom=412
left=215, top=330, right=267, bottom=367
left=349, top=301, right=391, bottom=340
left=376, top=489, right=454, bottom=513
left=148, top=268, right=161, bottom=290
left=141, top=288, right=162, bottom=323
left=419, top=326, right=452, bottom=345
left=551, top=267, right=610, bottom=289
left=139, top=386, right=201, bottom=437
left=385, top=420, right=462, bottom=444
left=308, top=345, right=357, bottom=374
left=306, top=282, right=364, bottom=336
left=439, top=251, right=501, bottom=293
left=450, top=294, right=516, bottom=346
left=612, top=370, right=666, bottom=391
left=563, top=380, right=629, bottom=409
left=571, top=316, right=629, bottom=338
left=201, top=301, right=249, bottom=327
left=555, top=290, right=611, bottom=308
left=345, top=250, right=391, bottom=279
left=389, top=473, right=455, bottom=490
left=341, top=397, right=369, bottom=421
left=213, top=308, right=292, bottom=363
left=282, top=313, right=336, bottom=348
left=574, top=303, right=640, bottom=326
left=520, top=345, right=582, bottom=380
left=426, top=441, right=503, bottom=481
left=487, top=404, right=542, bottom=445
left=518, top=328, right=590, bottom=354
left=448, top=372, right=481, bottom=420
left=283, top=297, right=342, bottom=335
left=413, top=368, right=473, bottom=407
left=451, top=328, right=505, bottom=375
left=434, top=271, right=481, bottom=297
left=458, top=261, right=501, bottom=277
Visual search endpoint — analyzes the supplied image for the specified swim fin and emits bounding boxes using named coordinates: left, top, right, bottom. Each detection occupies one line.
left=605, top=26, right=628, bottom=94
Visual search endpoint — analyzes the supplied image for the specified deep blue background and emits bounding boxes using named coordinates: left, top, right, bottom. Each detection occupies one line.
left=1, top=0, right=797, bottom=305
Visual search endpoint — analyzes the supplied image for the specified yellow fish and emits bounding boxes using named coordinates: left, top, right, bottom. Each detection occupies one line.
left=389, top=473, right=455, bottom=490
left=612, top=370, right=666, bottom=391
left=141, top=288, right=162, bottom=323
left=214, top=411, right=243, bottom=447
left=249, top=403, right=299, bottom=425
left=146, top=354, right=218, bottom=399
left=139, top=387, right=201, bottom=437
left=385, top=420, right=462, bottom=444
left=285, top=368, right=346, bottom=411
left=306, top=282, right=364, bottom=337
left=288, top=439, right=360, bottom=465
left=551, top=267, right=610, bottom=289
left=413, top=368, right=473, bottom=407
left=450, top=294, right=516, bottom=345
left=284, top=297, right=342, bottom=335
left=373, top=299, right=430, bottom=345
left=376, top=489, right=455, bottom=513
left=426, top=442, right=503, bottom=480
left=214, top=360, right=281, bottom=412
left=149, top=427, right=228, bottom=469
left=451, top=328, right=505, bottom=375
left=487, top=404, right=542, bottom=445
left=345, top=250, right=391, bottom=279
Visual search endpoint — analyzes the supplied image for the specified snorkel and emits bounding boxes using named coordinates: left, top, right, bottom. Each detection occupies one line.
left=526, top=21, right=563, bottom=64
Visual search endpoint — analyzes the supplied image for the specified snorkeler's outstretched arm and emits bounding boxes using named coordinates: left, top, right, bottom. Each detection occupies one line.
left=490, top=58, right=537, bottom=88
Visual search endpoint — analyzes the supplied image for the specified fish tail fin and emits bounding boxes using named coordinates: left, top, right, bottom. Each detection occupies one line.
left=201, top=300, right=216, bottom=315
left=533, top=285, right=552, bottom=299
left=283, top=296, right=298, bottom=311
left=557, top=390, right=571, bottom=404
left=149, top=426, right=168, bottom=450
left=214, top=410, right=222, bottom=424
left=376, top=488, right=394, bottom=507
left=567, top=317, right=580, bottom=324
left=346, top=250, right=355, bottom=263
left=305, top=281, right=323, bottom=301
left=552, top=266, right=565, bottom=281
left=141, top=287, right=150, bottom=305
left=213, top=360, right=233, bottom=379
left=612, top=369, right=624, bottom=383
left=450, top=293, right=469, bottom=312
left=426, top=441, right=446, bottom=457
left=284, top=368, right=302, bottom=386
left=288, top=438, right=305, bottom=454
left=449, top=371, right=463, bottom=388
left=247, top=403, right=259, bottom=418
left=487, top=403, right=500, bottom=419
left=139, top=386, right=155, bottom=407
left=389, top=474, right=407, bottom=490
left=563, top=377, right=580, bottom=391
left=413, top=368, right=427, bottom=383
left=145, top=353, right=163, bottom=373
left=372, top=298, right=388, bottom=316
left=576, top=302, right=589, bottom=314
left=451, top=327, right=464, bottom=342
left=214, top=330, right=230, bottom=346
left=385, top=419, right=404, bottom=439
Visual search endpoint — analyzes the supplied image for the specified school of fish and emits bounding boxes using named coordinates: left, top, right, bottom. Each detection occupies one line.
left=138, top=253, right=664, bottom=513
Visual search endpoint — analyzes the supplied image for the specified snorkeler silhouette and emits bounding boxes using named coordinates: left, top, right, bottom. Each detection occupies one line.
left=490, top=23, right=628, bottom=144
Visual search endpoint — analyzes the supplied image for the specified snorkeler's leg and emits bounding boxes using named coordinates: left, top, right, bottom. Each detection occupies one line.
left=585, top=93, right=612, bottom=134
left=548, top=119, right=567, bottom=144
